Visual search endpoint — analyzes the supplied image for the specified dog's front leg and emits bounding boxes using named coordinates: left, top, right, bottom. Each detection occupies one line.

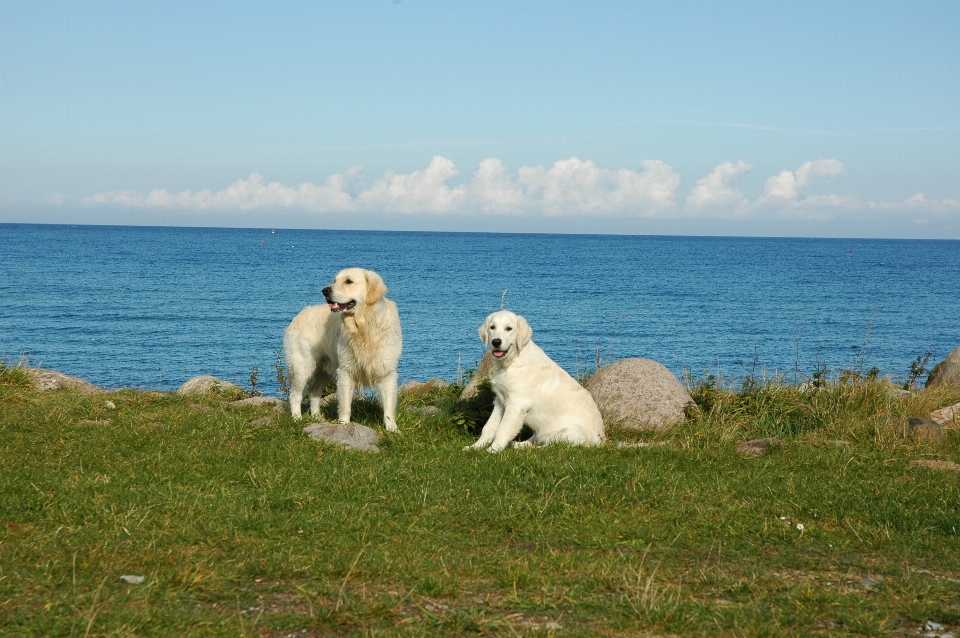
left=488, top=403, right=528, bottom=453
left=464, top=400, right=504, bottom=450
left=337, top=371, right=355, bottom=424
left=378, top=370, right=399, bottom=432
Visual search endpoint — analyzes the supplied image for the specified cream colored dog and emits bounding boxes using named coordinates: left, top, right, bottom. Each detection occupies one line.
left=465, top=310, right=605, bottom=453
left=283, top=268, right=402, bottom=431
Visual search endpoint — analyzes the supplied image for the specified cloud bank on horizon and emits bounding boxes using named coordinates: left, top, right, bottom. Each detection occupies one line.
left=86, top=156, right=959, bottom=220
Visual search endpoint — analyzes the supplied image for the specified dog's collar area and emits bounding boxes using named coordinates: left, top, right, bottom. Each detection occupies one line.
left=491, top=347, right=509, bottom=359
left=328, top=300, right=356, bottom=313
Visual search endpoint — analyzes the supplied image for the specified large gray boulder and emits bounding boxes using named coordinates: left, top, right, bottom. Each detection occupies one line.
left=926, top=345, right=960, bottom=390
left=176, top=375, right=243, bottom=397
left=303, top=422, right=380, bottom=452
left=25, top=369, right=101, bottom=394
left=585, top=358, right=692, bottom=430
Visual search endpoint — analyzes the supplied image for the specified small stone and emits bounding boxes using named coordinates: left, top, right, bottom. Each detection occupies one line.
left=829, top=439, right=851, bottom=446
left=228, top=396, right=285, bottom=407
left=176, top=375, right=243, bottom=397
left=930, top=402, right=960, bottom=427
left=24, top=368, right=102, bottom=394
left=303, top=422, right=381, bottom=452
left=400, top=378, right=448, bottom=400
left=924, top=621, right=944, bottom=632
left=860, top=576, right=882, bottom=589
left=736, top=438, right=780, bottom=456
left=911, top=459, right=960, bottom=471
left=399, top=380, right=424, bottom=395
left=401, top=405, right=441, bottom=415
left=120, top=575, right=144, bottom=585
left=905, top=417, right=946, bottom=443
left=104, top=400, right=116, bottom=409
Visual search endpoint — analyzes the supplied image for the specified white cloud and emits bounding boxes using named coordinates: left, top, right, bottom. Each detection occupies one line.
left=514, top=157, right=680, bottom=216
left=356, top=155, right=467, bottom=214
left=89, top=169, right=359, bottom=212
left=759, top=159, right=845, bottom=203
left=86, top=156, right=682, bottom=218
left=82, top=156, right=958, bottom=223
left=468, top=158, right=529, bottom=213
left=686, top=160, right=753, bottom=211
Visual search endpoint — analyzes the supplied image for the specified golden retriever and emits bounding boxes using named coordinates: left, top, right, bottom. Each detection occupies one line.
left=465, top=310, right=605, bottom=452
left=283, top=268, right=402, bottom=431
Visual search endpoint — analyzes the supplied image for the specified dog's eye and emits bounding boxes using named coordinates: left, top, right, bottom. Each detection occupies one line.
left=505, top=327, right=513, bottom=331
left=345, top=279, right=353, bottom=284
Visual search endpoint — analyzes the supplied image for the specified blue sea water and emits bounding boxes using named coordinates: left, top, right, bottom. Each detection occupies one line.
left=1, top=223, right=958, bottom=394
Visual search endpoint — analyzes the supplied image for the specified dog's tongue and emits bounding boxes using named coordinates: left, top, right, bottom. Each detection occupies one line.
left=492, top=350, right=506, bottom=358
left=328, top=302, right=343, bottom=312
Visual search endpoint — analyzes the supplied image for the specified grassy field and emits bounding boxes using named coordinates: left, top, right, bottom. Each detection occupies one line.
left=2, top=363, right=959, bottom=637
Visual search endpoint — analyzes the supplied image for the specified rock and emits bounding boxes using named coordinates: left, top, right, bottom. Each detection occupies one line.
left=227, top=396, right=285, bottom=407
left=303, top=422, right=381, bottom=452
left=120, top=575, right=144, bottom=585
left=904, top=417, right=946, bottom=443
left=399, top=380, right=424, bottom=394
left=104, top=400, right=116, bottom=409
left=736, top=438, right=780, bottom=456
left=401, top=405, right=441, bottom=416
left=930, top=402, right=960, bottom=427
left=859, top=576, right=882, bottom=590
left=400, top=378, right=448, bottom=400
left=911, top=459, right=960, bottom=472
left=24, top=369, right=101, bottom=394
left=585, top=358, right=692, bottom=430
left=176, top=376, right=243, bottom=397
left=459, top=352, right=496, bottom=401
left=926, top=345, right=960, bottom=389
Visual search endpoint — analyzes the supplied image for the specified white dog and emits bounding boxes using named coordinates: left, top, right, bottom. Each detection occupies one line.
left=283, top=268, right=402, bottom=431
left=465, top=310, right=605, bottom=453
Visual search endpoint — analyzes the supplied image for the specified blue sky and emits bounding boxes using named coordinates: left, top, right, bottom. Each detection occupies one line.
left=2, top=0, right=958, bottom=237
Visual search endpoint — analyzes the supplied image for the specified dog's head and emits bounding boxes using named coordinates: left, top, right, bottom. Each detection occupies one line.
left=478, top=310, right=532, bottom=363
left=322, top=268, right=388, bottom=313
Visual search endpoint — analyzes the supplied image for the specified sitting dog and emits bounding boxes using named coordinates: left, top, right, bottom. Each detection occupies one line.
left=283, top=268, right=402, bottom=431
left=465, top=309, right=605, bottom=452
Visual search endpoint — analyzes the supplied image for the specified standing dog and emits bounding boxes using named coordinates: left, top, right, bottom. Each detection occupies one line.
left=465, top=309, right=605, bottom=452
left=283, top=268, right=402, bottom=431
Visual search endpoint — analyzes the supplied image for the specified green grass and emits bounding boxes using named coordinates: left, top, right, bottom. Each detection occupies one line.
left=2, top=363, right=959, bottom=637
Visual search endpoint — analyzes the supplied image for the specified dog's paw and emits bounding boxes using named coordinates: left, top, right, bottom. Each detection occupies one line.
left=385, top=424, right=399, bottom=433
left=487, top=445, right=505, bottom=454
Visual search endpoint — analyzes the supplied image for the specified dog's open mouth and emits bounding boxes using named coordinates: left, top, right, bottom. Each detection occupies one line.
left=328, top=300, right=356, bottom=313
left=492, top=347, right=509, bottom=359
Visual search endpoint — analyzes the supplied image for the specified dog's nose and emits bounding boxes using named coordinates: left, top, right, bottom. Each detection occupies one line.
left=322, top=286, right=331, bottom=296
left=491, top=338, right=502, bottom=348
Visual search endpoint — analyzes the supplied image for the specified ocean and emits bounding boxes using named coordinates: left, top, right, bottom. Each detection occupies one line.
left=1, top=223, right=958, bottom=394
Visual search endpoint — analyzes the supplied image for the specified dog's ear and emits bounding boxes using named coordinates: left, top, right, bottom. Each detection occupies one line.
left=365, top=270, right=387, bottom=304
left=478, top=318, right=490, bottom=344
left=515, top=315, right=533, bottom=351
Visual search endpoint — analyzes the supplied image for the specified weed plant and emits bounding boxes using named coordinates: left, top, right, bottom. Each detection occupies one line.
left=2, top=359, right=959, bottom=637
